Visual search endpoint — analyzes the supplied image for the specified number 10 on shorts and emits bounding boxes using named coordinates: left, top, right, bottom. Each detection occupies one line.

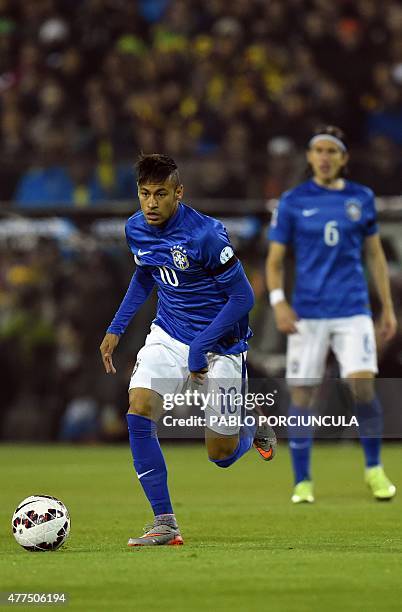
left=219, top=386, right=240, bottom=414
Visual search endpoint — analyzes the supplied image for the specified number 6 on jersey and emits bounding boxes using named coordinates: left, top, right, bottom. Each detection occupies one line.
left=324, top=220, right=339, bottom=246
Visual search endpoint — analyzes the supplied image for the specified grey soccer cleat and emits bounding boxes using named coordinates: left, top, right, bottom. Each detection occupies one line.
left=128, top=517, right=183, bottom=547
left=253, top=421, right=277, bottom=461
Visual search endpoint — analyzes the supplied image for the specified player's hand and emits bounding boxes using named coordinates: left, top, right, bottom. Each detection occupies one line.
left=378, top=307, right=397, bottom=342
left=100, top=333, right=120, bottom=374
left=190, top=368, right=208, bottom=385
left=273, top=301, right=299, bottom=334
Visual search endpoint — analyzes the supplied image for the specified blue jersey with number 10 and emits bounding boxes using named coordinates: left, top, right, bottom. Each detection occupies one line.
left=124, top=202, right=251, bottom=355
left=269, top=179, right=378, bottom=318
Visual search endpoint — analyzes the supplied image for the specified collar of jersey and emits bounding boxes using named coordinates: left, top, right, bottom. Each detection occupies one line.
left=310, top=178, right=348, bottom=193
left=144, top=202, right=184, bottom=234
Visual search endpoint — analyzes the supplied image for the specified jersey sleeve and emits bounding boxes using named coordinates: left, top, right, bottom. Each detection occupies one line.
left=363, top=190, right=378, bottom=237
left=198, top=219, right=239, bottom=278
left=125, top=220, right=136, bottom=253
left=268, top=193, right=294, bottom=244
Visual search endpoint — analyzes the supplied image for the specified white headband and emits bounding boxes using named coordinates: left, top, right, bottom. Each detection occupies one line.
left=308, top=134, right=347, bottom=152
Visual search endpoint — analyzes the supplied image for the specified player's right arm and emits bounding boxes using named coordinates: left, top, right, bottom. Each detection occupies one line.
left=266, top=195, right=298, bottom=334
left=266, top=242, right=298, bottom=334
left=100, top=266, right=155, bottom=374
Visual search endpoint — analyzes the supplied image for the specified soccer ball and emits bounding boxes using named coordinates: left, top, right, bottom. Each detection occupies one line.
left=12, top=495, right=70, bottom=552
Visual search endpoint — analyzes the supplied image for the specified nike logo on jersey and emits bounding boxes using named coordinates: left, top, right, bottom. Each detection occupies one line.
left=302, top=208, right=319, bottom=217
left=138, top=249, right=152, bottom=256
left=137, top=469, right=155, bottom=480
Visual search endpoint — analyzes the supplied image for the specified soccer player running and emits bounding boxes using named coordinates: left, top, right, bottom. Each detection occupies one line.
left=266, top=126, right=397, bottom=504
left=100, top=154, right=276, bottom=546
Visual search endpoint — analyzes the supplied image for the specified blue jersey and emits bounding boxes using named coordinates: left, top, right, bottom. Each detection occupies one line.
left=269, top=179, right=378, bottom=318
left=125, top=202, right=252, bottom=354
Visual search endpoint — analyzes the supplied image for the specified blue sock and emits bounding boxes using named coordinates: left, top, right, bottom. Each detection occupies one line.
left=288, top=405, right=313, bottom=484
left=126, top=413, right=173, bottom=516
left=210, top=420, right=256, bottom=468
left=355, top=397, right=383, bottom=468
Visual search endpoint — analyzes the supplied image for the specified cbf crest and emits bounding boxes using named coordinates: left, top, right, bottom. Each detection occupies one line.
left=345, top=199, right=362, bottom=221
left=170, top=244, right=189, bottom=270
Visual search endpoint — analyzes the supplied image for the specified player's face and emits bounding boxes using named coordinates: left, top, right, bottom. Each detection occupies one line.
left=307, top=140, right=348, bottom=183
left=138, top=179, right=183, bottom=226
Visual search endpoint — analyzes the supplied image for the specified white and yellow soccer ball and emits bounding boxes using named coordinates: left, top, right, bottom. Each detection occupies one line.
left=12, top=495, right=70, bottom=551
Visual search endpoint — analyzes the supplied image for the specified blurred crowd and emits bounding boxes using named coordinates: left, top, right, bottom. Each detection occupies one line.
left=0, top=233, right=154, bottom=440
left=0, top=0, right=401, bottom=206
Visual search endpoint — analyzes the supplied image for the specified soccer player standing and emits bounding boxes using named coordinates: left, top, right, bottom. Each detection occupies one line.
left=100, top=154, right=276, bottom=545
left=266, top=126, right=397, bottom=503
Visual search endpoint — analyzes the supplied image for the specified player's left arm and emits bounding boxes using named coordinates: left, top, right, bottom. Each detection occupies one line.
left=364, top=233, right=397, bottom=341
left=189, top=262, right=254, bottom=382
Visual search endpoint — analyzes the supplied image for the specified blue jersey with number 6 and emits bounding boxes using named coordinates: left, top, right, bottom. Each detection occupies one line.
left=268, top=179, right=378, bottom=318
left=125, top=202, right=251, bottom=354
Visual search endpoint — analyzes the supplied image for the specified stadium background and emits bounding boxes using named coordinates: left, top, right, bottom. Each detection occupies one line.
left=1, top=3, right=401, bottom=611
left=0, top=0, right=401, bottom=442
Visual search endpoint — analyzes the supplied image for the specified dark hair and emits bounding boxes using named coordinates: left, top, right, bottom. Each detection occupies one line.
left=308, top=125, right=347, bottom=149
left=136, top=153, right=180, bottom=186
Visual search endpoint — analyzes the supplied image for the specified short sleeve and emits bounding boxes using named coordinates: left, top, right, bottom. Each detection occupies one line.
left=268, top=194, right=294, bottom=244
left=125, top=223, right=132, bottom=251
left=198, top=219, right=238, bottom=276
left=363, top=190, right=378, bottom=237
left=125, top=213, right=138, bottom=255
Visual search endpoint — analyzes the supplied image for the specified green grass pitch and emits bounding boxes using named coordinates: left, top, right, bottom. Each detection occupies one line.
left=1, top=443, right=401, bottom=612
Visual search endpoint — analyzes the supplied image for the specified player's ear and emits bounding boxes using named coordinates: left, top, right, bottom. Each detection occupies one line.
left=175, top=184, right=183, bottom=200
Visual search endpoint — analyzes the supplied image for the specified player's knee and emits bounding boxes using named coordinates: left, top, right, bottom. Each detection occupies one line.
left=206, top=436, right=238, bottom=464
left=127, top=404, right=153, bottom=418
left=128, top=387, right=162, bottom=419
left=348, top=379, right=375, bottom=404
left=290, top=386, right=316, bottom=408
left=128, top=391, right=153, bottom=418
left=209, top=451, right=231, bottom=465
left=210, top=454, right=231, bottom=467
